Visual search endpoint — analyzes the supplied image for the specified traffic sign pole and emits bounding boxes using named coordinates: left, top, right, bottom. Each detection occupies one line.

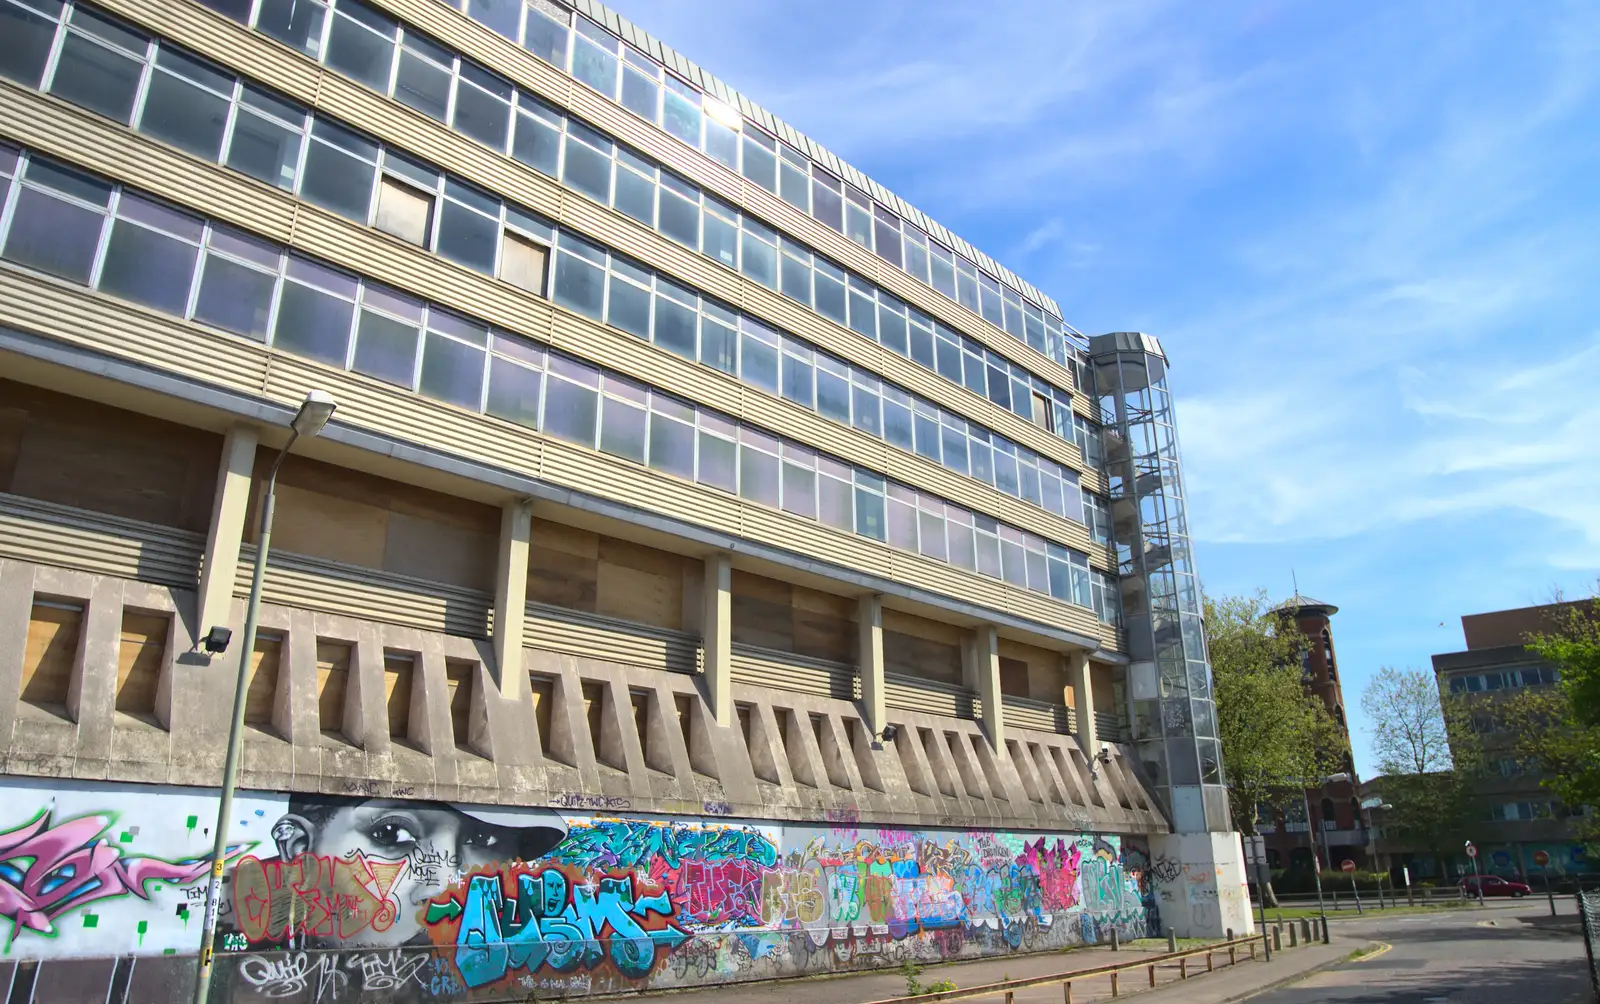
left=1467, top=842, right=1484, bottom=906
left=1342, top=859, right=1362, bottom=914
left=1533, top=850, right=1556, bottom=917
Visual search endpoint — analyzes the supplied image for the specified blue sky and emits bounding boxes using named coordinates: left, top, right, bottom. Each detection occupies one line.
left=606, top=1, right=1600, bottom=777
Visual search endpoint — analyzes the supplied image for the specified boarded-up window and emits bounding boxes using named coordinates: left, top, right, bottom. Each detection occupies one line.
left=255, top=455, right=499, bottom=591
left=0, top=381, right=221, bottom=531
left=374, top=177, right=434, bottom=246
left=631, top=688, right=652, bottom=764
left=115, top=611, right=168, bottom=715
left=22, top=600, right=80, bottom=711
left=730, top=570, right=853, bottom=662
left=999, top=657, right=1030, bottom=698
left=244, top=633, right=282, bottom=728
left=316, top=641, right=351, bottom=734
left=500, top=232, right=548, bottom=294
left=445, top=659, right=474, bottom=749
left=675, top=693, right=694, bottom=752
left=882, top=609, right=963, bottom=685
left=529, top=674, right=555, bottom=758
left=526, top=521, right=687, bottom=630
left=384, top=652, right=414, bottom=739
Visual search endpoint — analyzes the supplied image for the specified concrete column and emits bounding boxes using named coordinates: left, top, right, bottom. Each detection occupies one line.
left=196, top=425, right=258, bottom=637
left=702, top=553, right=732, bottom=727
left=857, top=594, right=885, bottom=739
left=1065, top=648, right=1097, bottom=754
left=968, top=625, right=1003, bottom=749
left=492, top=498, right=532, bottom=700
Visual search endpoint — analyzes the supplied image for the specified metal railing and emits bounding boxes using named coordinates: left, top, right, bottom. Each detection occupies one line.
left=859, top=927, right=1324, bottom=1004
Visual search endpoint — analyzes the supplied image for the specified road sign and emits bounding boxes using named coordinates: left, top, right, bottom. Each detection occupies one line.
left=1243, top=835, right=1266, bottom=866
left=1533, top=850, right=1551, bottom=867
left=1341, top=859, right=1356, bottom=873
left=1466, top=843, right=1478, bottom=859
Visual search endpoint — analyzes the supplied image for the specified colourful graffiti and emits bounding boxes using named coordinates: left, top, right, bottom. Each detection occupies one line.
left=0, top=779, right=1167, bottom=1002
left=0, top=808, right=223, bottom=944
left=425, top=867, right=688, bottom=986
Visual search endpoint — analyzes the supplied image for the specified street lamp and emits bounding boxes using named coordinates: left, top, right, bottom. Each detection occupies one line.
left=193, top=391, right=336, bottom=1004
left=1300, top=771, right=1349, bottom=943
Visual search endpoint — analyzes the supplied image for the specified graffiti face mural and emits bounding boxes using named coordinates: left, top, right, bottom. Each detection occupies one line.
left=0, top=779, right=1161, bottom=1002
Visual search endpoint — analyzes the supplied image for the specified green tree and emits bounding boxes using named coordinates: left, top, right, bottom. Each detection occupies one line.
left=1206, top=590, right=1344, bottom=905
left=1359, top=667, right=1483, bottom=877
left=1500, top=595, right=1600, bottom=845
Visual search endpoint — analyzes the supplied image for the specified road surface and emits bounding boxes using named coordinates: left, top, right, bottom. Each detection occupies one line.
left=1252, top=902, right=1590, bottom=1004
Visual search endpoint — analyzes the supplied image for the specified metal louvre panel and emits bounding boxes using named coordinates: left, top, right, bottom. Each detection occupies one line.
left=1001, top=694, right=1072, bottom=735
left=729, top=643, right=855, bottom=700
left=883, top=672, right=978, bottom=720
left=235, top=545, right=492, bottom=637
left=892, top=554, right=1009, bottom=610
left=1099, top=622, right=1123, bottom=651
left=1094, top=711, right=1129, bottom=742
left=0, top=270, right=272, bottom=397
left=525, top=602, right=701, bottom=673
left=1006, top=588, right=1103, bottom=641
left=0, top=83, right=299, bottom=243
left=537, top=441, right=747, bottom=535
left=736, top=505, right=893, bottom=577
left=0, top=493, right=202, bottom=589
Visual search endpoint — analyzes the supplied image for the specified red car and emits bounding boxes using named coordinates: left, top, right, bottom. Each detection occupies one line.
left=1460, top=875, right=1531, bottom=897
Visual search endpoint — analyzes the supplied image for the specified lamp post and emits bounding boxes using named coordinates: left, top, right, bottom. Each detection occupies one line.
left=1300, top=788, right=1329, bottom=936
left=192, top=391, right=336, bottom=1004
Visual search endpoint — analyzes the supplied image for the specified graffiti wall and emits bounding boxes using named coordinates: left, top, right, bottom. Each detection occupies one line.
left=0, top=779, right=1159, bottom=1001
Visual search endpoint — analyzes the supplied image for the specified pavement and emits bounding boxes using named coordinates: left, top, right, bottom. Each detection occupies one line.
left=632, top=901, right=1569, bottom=1004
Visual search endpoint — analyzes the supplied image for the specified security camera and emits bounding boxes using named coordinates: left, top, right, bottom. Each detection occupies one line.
left=1096, top=743, right=1112, bottom=766
left=200, top=626, right=232, bottom=654
left=880, top=725, right=897, bottom=743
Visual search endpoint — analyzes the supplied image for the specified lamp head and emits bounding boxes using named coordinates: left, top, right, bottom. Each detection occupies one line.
left=291, top=390, right=337, bottom=438
left=200, top=626, right=232, bottom=654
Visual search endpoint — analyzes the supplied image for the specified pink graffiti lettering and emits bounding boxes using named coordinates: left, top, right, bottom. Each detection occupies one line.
left=0, top=810, right=217, bottom=941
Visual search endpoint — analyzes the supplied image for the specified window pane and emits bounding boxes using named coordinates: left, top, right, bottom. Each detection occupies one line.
left=374, top=177, right=433, bottom=245
left=543, top=377, right=598, bottom=444
left=877, top=305, right=907, bottom=355
left=742, top=333, right=777, bottom=393
left=435, top=198, right=499, bottom=272
left=652, top=295, right=697, bottom=359
left=702, top=317, right=736, bottom=374
left=738, top=445, right=779, bottom=506
left=814, top=270, right=846, bottom=325
left=498, top=231, right=547, bottom=294
left=226, top=104, right=303, bottom=190
left=851, top=384, right=880, bottom=436
left=98, top=218, right=198, bottom=314
left=351, top=309, right=419, bottom=386
left=51, top=33, right=144, bottom=124
left=620, top=67, right=658, bottom=120
left=781, top=463, right=816, bottom=518
left=553, top=250, right=604, bottom=318
left=704, top=117, right=737, bottom=169
left=883, top=401, right=913, bottom=451
left=486, top=356, right=542, bottom=427
left=741, top=231, right=776, bottom=288
left=657, top=189, right=699, bottom=249
left=812, top=178, right=842, bottom=231
left=197, top=0, right=251, bottom=22
left=649, top=417, right=695, bottom=479
left=300, top=132, right=377, bottom=222
left=394, top=48, right=450, bottom=121
left=702, top=212, right=736, bottom=267
left=781, top=352, right=813, bottom=408
left=918, top=510, right=947, bottom=561
left=887, top=500, right=917, bottom=551
left=325, top=9, right=395, bottom=90
left=601, top=277, right=648, bottom=338
left=194, top=254, right=276, bottom=338
left=0, top=3, right=59, bottom=88
left=780, top=253, right=811, bottom=305
left=742, top=136, right=776, bottom=192
left=855, top=487, right=884, bottom=540
left=697, top=431, right=735, bottom=491
left=874, top=215, right=902, bottom=268
left=662, top=90, right=700, bottom=146
left=139, top=64, right=231, bottom=161
left=256, top=0, right=325, bottom=56
left=845, top=202, right=872, bottom=247
left=2, top=187, right=105, bottom=283
left=467, top=0, right=520, bottom=40
left=571, top=37, right=618, bottom=97
left=614, top=167, right=655, bottom=226
left=599, top=400, right=646, bottom=462
left=511, top=108, right=561, bottom=176
left=816, top=369, right=850, bottom=424
left=561, top=138, right=611, bottom=203
left=522, top=6, right=568, bottom=66
left=454, top=83, right=511, bottom=151
left=273, top=281, right=354, bottom=365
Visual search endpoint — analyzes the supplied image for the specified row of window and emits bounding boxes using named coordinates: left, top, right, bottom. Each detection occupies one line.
left=290, top=0, right=1073, bottom=361
left=115, top=0, right=1087, bottom=402
left=0, top=145, right=1123, bottom=624
left=1447, top=666, right=1559, bottom=693
left=1487, top=800, right=1572, bottom=823
left=0, top=0, right=1113, bottom=542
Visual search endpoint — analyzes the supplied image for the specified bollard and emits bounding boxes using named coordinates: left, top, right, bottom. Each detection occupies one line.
left=1167, top=929, right=1177, bottom=952
left=1180, top=957, right=1188, bottom=980
left=1289, top=923, right=1298, bottom=947
left=1249, top=940, right=1257, bottom=960
left=1005, top=993, right=1014, bottom=1004
left=1148, top=964, right=1156, bottom=988
left=1302, top=918, right=1312, bottom=943
left=1226, top=927, right=1234, bottom=940
left=1207, top=952, right=1214, bottom=972
left=1063, top=982, right=1072, bottom=1004
left=1110, top=927, right=1119, bottom=951
left=1111, top=970, right=1120, bottom=997
left=1229, top=945, right=1237, bottom=966
left=1273, top=927, right=1282, bottom=951
left=1321, top=917, right=1330, bottom=945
